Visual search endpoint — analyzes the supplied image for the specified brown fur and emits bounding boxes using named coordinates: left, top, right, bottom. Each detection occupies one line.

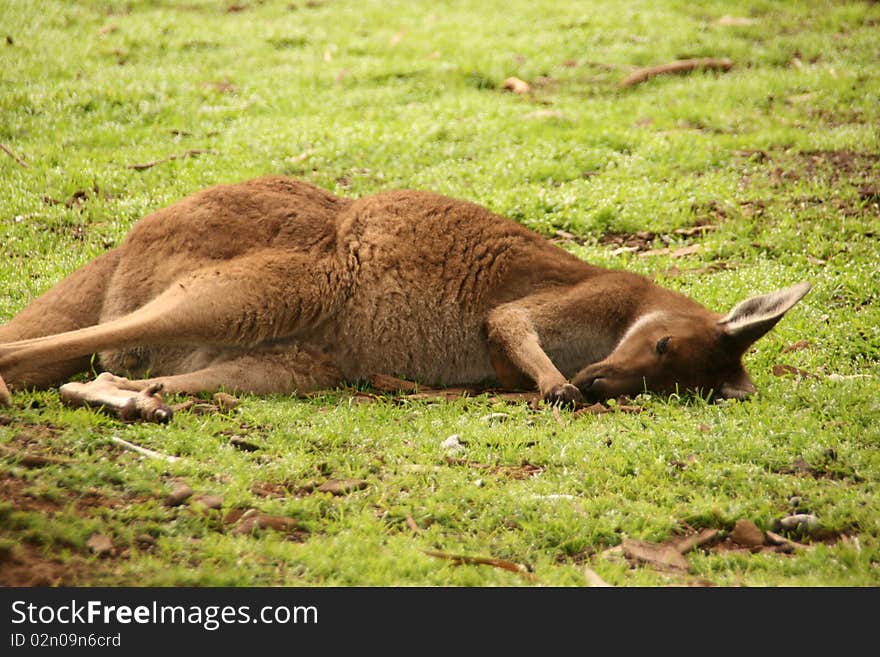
left=0, top=177, right=810, bottom=419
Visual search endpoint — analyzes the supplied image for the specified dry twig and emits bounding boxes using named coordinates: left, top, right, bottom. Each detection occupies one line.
left=422, top=549, right=537, bottom=581
left=109, top=435, right=181, bottom=463
left=0, top=142, right=28, bottom=168
left=620, top=58, right=733, bottom=87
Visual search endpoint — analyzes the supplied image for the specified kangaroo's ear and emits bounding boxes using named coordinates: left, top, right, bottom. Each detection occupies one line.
left=718, top=281, right=811, bottom=351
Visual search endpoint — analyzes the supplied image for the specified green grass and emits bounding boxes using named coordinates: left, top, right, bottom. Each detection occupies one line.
left=1, top=0, right=878, bottom=586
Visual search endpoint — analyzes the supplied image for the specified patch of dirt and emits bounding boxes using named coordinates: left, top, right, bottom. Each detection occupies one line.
left=0, top=470, right=148, bottom=515
left=776, top=452, right=862, bottom=482
left=0, top=541, right=96, bottom=586
left=444, top=457, right=545, bottom=479
left=596, top=222, right=717, bottom=256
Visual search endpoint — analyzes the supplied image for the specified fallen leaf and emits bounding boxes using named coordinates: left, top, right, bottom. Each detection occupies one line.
left=772, top=364, right=816, bottom=379
left=502, top=76, right=531, bottom=94
left=86, top=533, right=113, bottom=556
left=423, top=550, right=536, bottom=580
left=250, top=482, right=281, bottom=498
left=782, top=339, right=813, bottom=354
left=316, top=479, right=368, bottom=495
left=192, top=494, right=223, bottom=510
left=369, top=373, right=423, bottom=393
left=232, top=511, right=301, bottom=535
left=730, top=519, right=764, bottom=547
left=213, top=392, right=239, bottom=410
left=405, top=516, right=423, bottom=533
left=673, top=224, right=717, bottom=236
left=573, top=402, right=609, bottom=416
left=638, top=244, right=702, bottom=258
left=621, top=538, right=690, bottom=573
left=573, top=402, right=644, bottom=417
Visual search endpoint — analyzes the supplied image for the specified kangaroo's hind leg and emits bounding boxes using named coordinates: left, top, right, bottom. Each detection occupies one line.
left=1, top=249, right=342, bottom=413
left=58, top=345, right=343, bottom=423
left=0, top=249, right=121, bottom=402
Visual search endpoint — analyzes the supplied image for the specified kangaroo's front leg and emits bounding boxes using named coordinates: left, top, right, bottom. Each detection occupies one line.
left=485, top=305, right=583, bottom=405
left=59, top=373, right=173, bottom=423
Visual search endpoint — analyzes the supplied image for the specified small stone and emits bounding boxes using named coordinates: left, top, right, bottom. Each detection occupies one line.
left=86, top=533, right=113, bottom=556
left=164, top=481, right=194, bottom=507
left=440, top=434, right=465, bottom=455
left=193, top=494, right=223, bottom=510
left=778, top=513, right=820, bottom=533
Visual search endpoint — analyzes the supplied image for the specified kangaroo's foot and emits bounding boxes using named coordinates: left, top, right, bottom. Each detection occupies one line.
left=59, top=372, right=172, bottom=423
left=0, top=375, right=10, bottom=407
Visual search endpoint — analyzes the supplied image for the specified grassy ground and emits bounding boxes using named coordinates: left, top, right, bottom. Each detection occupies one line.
left=0, top=0, right=878, bottom=586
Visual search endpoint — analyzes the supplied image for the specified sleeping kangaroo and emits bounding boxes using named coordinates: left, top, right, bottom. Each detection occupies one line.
left=0, top=176, right=810, bottom=422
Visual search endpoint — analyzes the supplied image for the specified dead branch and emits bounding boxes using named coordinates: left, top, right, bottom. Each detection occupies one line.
left=0, top=142, right=28, bottom=168
left=127, top=149, right=214, bottom=171
left=109, top=435, right=181, bottom=463
left=584, top=564, right=612, bottom=587
left=620, top=58, right=733, bottom=87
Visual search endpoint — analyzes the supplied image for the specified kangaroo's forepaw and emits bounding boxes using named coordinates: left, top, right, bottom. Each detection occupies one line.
left=119, top=385, right=173, bottom=424
left=543, top=382, right=583, bottom=407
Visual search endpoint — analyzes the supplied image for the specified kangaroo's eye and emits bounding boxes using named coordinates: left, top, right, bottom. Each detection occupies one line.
left=656, top=336, right=671, bottom=355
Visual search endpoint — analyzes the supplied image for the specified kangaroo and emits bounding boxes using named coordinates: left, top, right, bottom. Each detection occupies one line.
left=0, top=176, right=810, bottom=422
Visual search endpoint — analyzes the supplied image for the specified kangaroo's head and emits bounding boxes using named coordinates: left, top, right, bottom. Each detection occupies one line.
left=570, top=282, right=812, bottom=401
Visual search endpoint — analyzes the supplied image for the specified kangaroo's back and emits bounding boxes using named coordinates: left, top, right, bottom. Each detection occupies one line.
left=101, top=177, right=350, bottom=320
